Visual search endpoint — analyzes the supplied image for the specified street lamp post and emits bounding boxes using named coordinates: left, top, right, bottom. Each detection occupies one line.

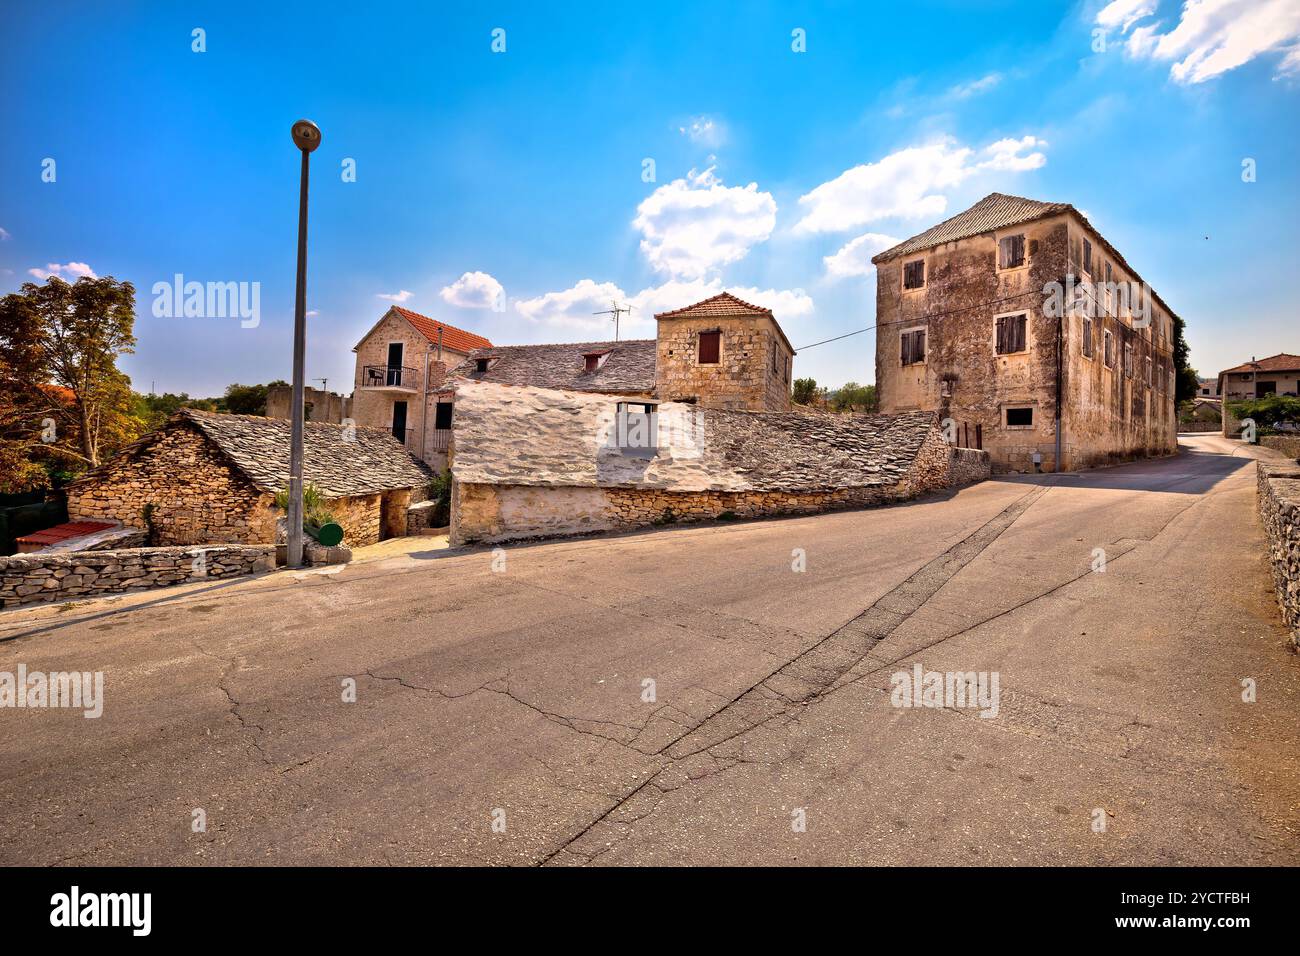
left=287, top=119, right=321, bottom=568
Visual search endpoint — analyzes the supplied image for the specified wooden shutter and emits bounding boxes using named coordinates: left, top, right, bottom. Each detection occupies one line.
left=698, top=331, right=720, bottom=364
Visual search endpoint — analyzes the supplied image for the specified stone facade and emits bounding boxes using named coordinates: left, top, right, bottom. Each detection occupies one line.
left=0, top=545, right=275, bottom=609
left=875, top=195, right=1178, bottom=473
left=266, top=385, right=350, bottom=424
left=1261, top=435, right=1300, bottom=460
left=655, top=312, right=794, bottom=412
left=67, top=425, right=278, bottom=545
left=1257, top=460, right=1300, bottom=649
left=351, top=309, right=480, bottom=470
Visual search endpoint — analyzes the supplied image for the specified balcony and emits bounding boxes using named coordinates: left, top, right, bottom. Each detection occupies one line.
left=362, top=364, right=419, bottom=393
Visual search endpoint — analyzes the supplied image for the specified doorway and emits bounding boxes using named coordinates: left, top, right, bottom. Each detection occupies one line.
left=391, top=400, right=408, bottom=443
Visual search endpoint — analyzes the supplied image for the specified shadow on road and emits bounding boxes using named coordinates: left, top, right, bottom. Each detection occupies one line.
left=988, top=445, right=1254, bottom=495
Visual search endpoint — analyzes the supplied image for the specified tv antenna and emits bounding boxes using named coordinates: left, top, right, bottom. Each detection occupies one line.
left=315, top=378, right=328, bottom=393
left=592, top=300, right=632, bottom=341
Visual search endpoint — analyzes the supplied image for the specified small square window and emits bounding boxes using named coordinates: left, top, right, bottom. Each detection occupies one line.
left=999, top=234, right=1025, bottom=269
left=903, top=260, right=925, bottom=289
left=475, top=358, right=490, bottom=373
left=1005, top=406, right=1034, bottom=428
left=900, top=329, right=926, bottom=366
left=698, top=331, right=720, bottom=364
left=995, top=313, right=1027, bottom=354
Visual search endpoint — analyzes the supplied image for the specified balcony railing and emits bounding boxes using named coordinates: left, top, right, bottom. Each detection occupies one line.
left=427, top=429, right=451, bottom=453
left=362, top=365, right=419, bottom=391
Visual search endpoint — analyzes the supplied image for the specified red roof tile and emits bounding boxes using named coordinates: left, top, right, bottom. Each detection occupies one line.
left=391, top=306, right=493, bottom=354
left=653, top=291, right=773, bottom=320
left=1219, top=353, right=1300, bottom=375
left=16, top=521, right=114, bottom=546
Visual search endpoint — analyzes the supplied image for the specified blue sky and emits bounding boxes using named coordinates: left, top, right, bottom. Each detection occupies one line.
left=2, top=0, right=1298, bottom=395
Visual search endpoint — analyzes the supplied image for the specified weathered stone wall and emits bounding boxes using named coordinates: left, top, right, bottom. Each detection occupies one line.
left=266, top=385, right=350, bottom=424
left=655, top=314, right=792, bottom=412
left=327, top=493, right=382, bottom=546
left=451, top=444, right=991, bottom=545
left=875, top=211, right=1177, bottom=473
left=66, top=424, right=278, bottom=545
left=0, top=545, right=276, bottom=609
left=1256, top=460, right=1300, bottom=649
left=1260, top=435, right=1300, bottom=460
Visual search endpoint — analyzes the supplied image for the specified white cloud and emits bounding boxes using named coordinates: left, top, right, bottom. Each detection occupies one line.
left=28, top=261, right=96, bottom=280
left=1099, top=0, right=1300, bottom=83
left=0, top=227, right=11, bottom=241
left=632, top=166, right=778, bottom=278
left=517, top=277, right=814, bottom=335
left=823, top=233, right=901, bottom=280
left=440, top=271, right=505, bottom=309
left=306, top=309, right=320, bottom=317
left=376, top=289, right=414, bottom=303
left=792, top=136, right=1047, bottom=235
left=678, top=115, right=725, bottom=147
left=515, top=278, right=630, bottom=333
left=1096, top=0, right=1157, bottom=33
left=948, top=72, right=1002, bottom=99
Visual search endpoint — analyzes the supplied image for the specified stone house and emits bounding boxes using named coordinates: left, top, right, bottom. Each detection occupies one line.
left=873, top=192, right=1179, bottom=473
left=451, top=292, right=796, bottom=412
left=1218, top=353, right=1300, bottom=437
left=66, top=409, right=432, bottom=547
left=1217, top=354, right=1300, bottom=402
left=266, top=384, right=350, bottom=424
left=448, top=379, right=988, bottom=545
left=350, top=305, right=493, bottom=470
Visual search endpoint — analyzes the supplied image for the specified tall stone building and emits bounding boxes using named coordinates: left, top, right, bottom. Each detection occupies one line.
left=349, top=305, right=493, bottom=470
left=872, top=192, right=1180, bottom=473
left=452, top=292, right=794, bottom=412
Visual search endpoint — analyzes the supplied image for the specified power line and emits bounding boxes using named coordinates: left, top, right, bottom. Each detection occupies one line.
left=796, top=287, right=1184, bottom=361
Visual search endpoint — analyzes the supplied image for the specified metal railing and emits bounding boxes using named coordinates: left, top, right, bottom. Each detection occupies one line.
left=362, top=365, right=419, bottom=389
left=427, top=429, right=451, bottom=452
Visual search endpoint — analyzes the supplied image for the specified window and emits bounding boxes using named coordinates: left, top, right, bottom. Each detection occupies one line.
left=1082, top=238, right=1092, bottom=274
left=1144, top=356, right=1152, bottom=388
left=900, top=328, right=926, bottom=366
left=784, top=355, right=791, bottom=384
left=1104, top=262, right=1113, bottom=315
left=1082, top=316, right=1094, bottom=358
left=1104, top=329, right=1114, bottom=368
left=616, top=402, right=658, bottom=458
left=475, top=358, right=490, bottom=373
left=1124, top=343, right=1133, bottom=378
left=998, top=234, right=1025, bottom=269
left=583, top=351, right=610, bottom=373
left=1005, top=406, right=1034, bottom=428
left=903, top=259, right=925, bottom=289
left=995, top=313, right=1027, bottom=354
left=434, top=401, right=454, bottom=430
left=698, top=330, right=720, bottom=364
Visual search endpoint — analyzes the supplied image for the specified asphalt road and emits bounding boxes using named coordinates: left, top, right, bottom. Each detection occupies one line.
left=2, top=434, right=1297, bottom=866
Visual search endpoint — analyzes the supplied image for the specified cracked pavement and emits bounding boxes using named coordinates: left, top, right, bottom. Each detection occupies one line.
left=1, top=434, right=1298, bottom=866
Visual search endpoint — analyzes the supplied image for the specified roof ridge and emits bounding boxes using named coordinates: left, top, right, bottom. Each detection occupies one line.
left=653, top=290, right=773, bottom=319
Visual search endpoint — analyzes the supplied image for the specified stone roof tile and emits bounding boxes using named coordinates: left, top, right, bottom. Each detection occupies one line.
left=450, top=340, right=656, bottom=394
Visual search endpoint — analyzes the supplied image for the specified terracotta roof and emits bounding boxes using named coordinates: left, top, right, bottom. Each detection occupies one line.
left=654, top=291, right=772, bottom=319
left=872, top=193, right=1070, bottom=263
left=1219, top=353, right=1300, bottom=375
left=451, top=380, right=939, bottom=493
left=352, top=306, right=492, bottom=355
left=450, top=340, right=656, bottom=394
left=73, top=410, right=432, bottom=498
left=16, top=521, right=114, bottom=548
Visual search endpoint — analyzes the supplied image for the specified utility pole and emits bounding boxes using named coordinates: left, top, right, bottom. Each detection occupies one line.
left=286, top=119, right=321, bottom=568
left=592, top=300, right=632, bottom=342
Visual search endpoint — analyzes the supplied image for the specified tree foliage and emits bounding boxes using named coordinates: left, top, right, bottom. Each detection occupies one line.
left=1226, top=395, right=1300, bottom=433
left=828, top=381, right=878, bottom=413
left=791, top=377, right=820, bottom=405
left=1170, top=314, right=1198, bottom=405
left=0, top=275, right=141, bottom=491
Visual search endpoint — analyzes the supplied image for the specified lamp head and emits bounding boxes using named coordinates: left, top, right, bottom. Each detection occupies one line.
left=291, top=119, right=322, bottom=152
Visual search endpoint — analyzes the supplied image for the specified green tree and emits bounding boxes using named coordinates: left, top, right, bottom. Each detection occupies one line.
left=0, top=275, right=140, bottom=489
left=829, top=381, right=878, bottom=413
left=1171, top=314, right=1198, bottom=404
left=1226, top=395, right=1300, bottom=433
left=791, top=377, right=819, bottom=405
left=224, top=382, right=270, bottom=416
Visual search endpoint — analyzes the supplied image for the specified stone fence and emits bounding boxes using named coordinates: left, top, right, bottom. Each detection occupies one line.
left=1257, top=460, right=1300, bottom=649
left=0, top=545, right=276, bottom=609
left=1260, top=434, right=1300, bottom=460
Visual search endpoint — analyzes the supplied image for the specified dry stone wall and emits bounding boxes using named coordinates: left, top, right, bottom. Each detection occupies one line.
left=1, top=545, right=276, bottom=609
left=1257, top=460, right=1300, bottom=649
